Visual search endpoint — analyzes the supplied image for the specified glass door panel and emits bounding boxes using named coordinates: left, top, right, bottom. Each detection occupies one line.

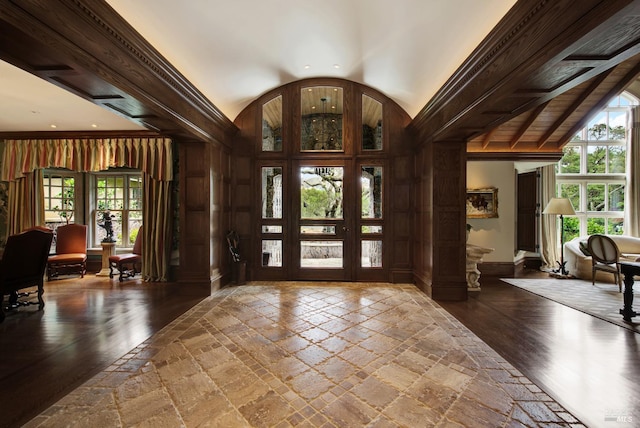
left=300, top=166, right=343, bottom=219
left=359, top=165, right=384, bottom=270
left=301, top=241, right=343, bottom=268
left=295, top=163, right=351, bottom=280
left=259, top=163, right=286, bottom=273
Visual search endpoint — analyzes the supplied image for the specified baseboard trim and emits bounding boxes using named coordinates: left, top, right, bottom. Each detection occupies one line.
left=478, top=262, right=515, bottom=278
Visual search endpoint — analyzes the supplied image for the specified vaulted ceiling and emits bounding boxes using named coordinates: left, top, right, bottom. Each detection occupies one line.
left=467, top=54, right=640, bottom=155
left=1, top=0, right=640, bottom=160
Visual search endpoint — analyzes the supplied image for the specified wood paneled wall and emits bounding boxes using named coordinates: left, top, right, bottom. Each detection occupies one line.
left=413, top=140, right=468, bottom=300
left=430, top=142, right=468, bottom=300
left=177, top=140, right=232, bottom=291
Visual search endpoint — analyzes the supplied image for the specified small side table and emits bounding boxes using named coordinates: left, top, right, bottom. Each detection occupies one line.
left=619, top=261, right=640, bottom=322
left=96, top=242, right=116, bottom=277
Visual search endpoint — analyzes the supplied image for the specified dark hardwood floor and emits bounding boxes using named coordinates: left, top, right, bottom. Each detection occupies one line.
left=0, top=276, right=207, bottom=428
left=439, top=271, right=640, bottom=428
left=1, top=271, right=638, bottom=428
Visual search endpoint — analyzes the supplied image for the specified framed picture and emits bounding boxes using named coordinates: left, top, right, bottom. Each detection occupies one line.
left=466, top=187, right=498, bottom=218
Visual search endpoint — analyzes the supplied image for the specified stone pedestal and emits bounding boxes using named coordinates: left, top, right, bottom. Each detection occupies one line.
left=466, top=244, right=494, bottom=291
left=96, top=242, right=116, bottom=277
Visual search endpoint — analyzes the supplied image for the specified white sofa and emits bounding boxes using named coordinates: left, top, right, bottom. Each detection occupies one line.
left=564, top=235, right=640, bottom=282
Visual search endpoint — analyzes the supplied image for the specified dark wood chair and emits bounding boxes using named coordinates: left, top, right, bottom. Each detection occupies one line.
left=109, top=226, right=142, bottom=282
left=0, top=229, right=54, bottom=322
left=47, top=224, right=87, bottom=280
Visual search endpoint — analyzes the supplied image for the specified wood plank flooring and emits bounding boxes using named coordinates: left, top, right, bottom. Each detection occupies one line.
left=0, top=276, right=207, bottom=428
left=1, top=271, right=638, bottom=427
left=439, top=272, right=640, bottom=428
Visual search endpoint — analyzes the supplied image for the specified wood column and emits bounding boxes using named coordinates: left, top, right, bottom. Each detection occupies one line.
left=178, top=141, right=213, bottom=288
left=431, top=141, right=468, bottom=301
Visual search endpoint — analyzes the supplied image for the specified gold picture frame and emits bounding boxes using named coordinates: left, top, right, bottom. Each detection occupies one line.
left=466, top=188, right=498, bottom=218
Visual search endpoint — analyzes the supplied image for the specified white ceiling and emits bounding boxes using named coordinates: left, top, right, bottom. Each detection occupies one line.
left=1, top=0, right=517, bottom=132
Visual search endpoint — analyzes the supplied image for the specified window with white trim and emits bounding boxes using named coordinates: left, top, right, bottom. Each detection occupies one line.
left=92, top=171, right=142, bottom=247
left=556, top=93, right=638, bottom=242
left=43, top=171, right=78, bottom=229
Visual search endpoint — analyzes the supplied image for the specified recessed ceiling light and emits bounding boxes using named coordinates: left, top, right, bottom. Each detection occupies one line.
left=304, top=64, right=311, bottom=69
left=50, top=124, right=57, bottom=129
left=333, top=64, right=340, bottom=69
left=91, top=124, right=98, bottom=128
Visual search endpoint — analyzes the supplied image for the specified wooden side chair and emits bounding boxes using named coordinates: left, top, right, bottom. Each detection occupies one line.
left=109, top=226, right=142, bottom=282
left=47, top=224, right=87, bottom=280
left=587, top=234, right=622, bottom=291
left=0, top=228, right=54, bottom=322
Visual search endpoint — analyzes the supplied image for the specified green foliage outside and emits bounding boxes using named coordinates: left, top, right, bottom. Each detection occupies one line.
left=563, top=217, right=580, bottom=242
left=51, top=177, right=75, bottom=223
left=559, top=147, right=580, bottom=173
left=129, top=227, right=140, bottom=245
left=587, top=146, right=607, bottom=173
left=608, top=146, right=626, bottom=173
left=301, top=188, right=331, bottom=218
left=588, top=124, right=625, bottom=141
left=559, top=184, right=579, bottom=212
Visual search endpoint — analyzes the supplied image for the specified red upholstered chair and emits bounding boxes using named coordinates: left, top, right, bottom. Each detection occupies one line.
left=47, top=224, right=87, bottom=280
left=109, top=226, right=142, bottom=282
left=0, top=228, right=54, bottom=322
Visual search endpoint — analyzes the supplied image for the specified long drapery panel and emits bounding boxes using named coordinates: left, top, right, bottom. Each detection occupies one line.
left=7, top=169, right=44, bottom=235
left=540, top=164, right=559, bottom=271
left=1, top=137, right=174, bottom=281
left=625, top=106, right=640, bottom=237
left=142, top=177, right=172, bottom=282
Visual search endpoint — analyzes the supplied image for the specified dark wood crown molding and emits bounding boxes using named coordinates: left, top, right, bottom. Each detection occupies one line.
left=409, top=0, right=640, bottom=146
left=0, top=0, right=238, bottom=144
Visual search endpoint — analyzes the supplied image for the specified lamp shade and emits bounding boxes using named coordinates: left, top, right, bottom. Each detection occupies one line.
left=542, top=198, right=576, bottom=216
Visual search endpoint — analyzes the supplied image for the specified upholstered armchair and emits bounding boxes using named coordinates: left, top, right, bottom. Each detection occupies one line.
left=109, top=226, right=142, bottom=282
left=0, top=229, right=54, bottom=322
left=587, top=234, right=622, bottom=292
left=47, top=224, right=87, bottom=280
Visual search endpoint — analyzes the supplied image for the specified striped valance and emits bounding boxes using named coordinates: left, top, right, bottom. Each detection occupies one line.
left=1, top=137, right=173, bottom=181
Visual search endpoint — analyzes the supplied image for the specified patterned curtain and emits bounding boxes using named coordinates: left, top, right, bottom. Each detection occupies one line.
left=1, top=138, right=172, bottom=181
left=1, top=137, right=173, bottom=281
left=625, top=106, right=640, bottom=237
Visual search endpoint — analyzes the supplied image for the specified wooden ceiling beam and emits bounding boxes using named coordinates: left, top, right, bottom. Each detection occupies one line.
left=510, top=102, right=549, bottom=149
left=481, top=128, right=497, bottom=149
left=557, top=60, right=640, bottom=148
left=537, top=69, right=614, bottom=149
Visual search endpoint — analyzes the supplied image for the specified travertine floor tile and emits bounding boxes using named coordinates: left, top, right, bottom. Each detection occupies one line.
left=28, top=282, right=585, bottom=427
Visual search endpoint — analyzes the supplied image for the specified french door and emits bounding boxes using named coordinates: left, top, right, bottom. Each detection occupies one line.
left=258, top=159, right=386, bottom=281
left=293, top=160, right=353, bottom=280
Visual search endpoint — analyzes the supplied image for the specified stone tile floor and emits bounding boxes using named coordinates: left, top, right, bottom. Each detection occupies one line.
left=25, top=283, right=585, bottom=427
